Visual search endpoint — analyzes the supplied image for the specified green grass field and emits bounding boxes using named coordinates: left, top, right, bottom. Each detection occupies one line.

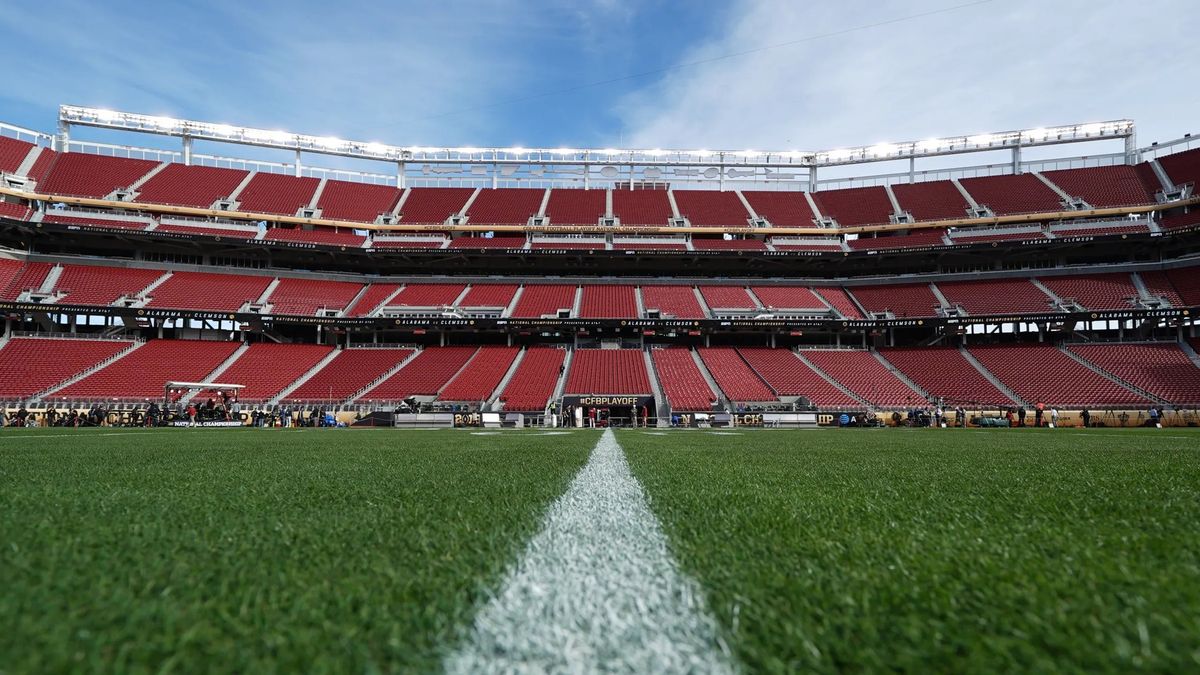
left=622, top=429, right=1200, bottom=674
left=0, top=428, right=595, bottom=673
left=3, top=427, right=1199, bottom=673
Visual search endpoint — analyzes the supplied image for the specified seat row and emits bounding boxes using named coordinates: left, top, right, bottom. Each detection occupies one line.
left=14, top=145, right=1199, bottom=227
left=4, top=338, right=1199, bottom=409
left=3, top=259, right=1197, bottom=317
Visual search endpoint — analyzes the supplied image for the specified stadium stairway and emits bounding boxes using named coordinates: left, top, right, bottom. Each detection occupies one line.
left=346, top=348, right=423, bottom=403
left=179, top=342, right=251, bottom=403
left=549, top=348, right=574, bottom=410
left=792, top=351, right=870, bottom=408
left=268, top=347, right=345, bottom=405
left=871, top=351, right=930, bottom=400
left=690, top=348, right=728, bottom=412
left=1180, top=340, right=1200, bottom=370
left=957, top=345, right=1028, bottom=406
left=642, top=348, right=667, bottom=426
left=34, top=339, right=145, bottom=401
left=485, top=347, right=528, bottom=410
left=1058, top=344, right=1167, bottom=404
left=1029, top=278, right=1068, bottom=309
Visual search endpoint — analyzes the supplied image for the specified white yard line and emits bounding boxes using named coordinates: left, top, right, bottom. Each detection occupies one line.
left=0, top=432, right=161, bottom=440
left=445, top=428, right=736, bottom=674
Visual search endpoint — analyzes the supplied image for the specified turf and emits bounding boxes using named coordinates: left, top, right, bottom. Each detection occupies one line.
left=0, top=428, right=596, bottom=674
left=621, top=428, right=1200, bottom=674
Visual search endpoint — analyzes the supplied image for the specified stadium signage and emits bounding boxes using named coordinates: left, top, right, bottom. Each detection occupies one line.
left=731, top=413, right=765, bottom=427
left=452, top=412, right=483, bottom=427
left=171, top=420, right=243, bottom=427
left=567, top=396, right=654, bottom=407
left=0, top=302, right=1192, bottom=335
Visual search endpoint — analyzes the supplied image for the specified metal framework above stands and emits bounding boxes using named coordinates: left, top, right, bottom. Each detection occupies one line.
left=57, top=105, right=1138, bottom=190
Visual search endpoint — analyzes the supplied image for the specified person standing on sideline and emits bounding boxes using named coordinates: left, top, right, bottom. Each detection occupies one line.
left=1050, top=407, right=1059, bottom=428
left=1080, top=409, right=1090, bottom=428
left=1017, top=406, right=1027, bottom=427
left=1034, top=402, right=1045, bottom=427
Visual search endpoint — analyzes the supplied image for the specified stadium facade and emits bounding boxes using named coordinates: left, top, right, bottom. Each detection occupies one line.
left=0, top=105, right=1198, bottom=427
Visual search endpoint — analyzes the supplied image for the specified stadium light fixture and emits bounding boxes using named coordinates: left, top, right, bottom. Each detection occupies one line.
left=57, top=105, right=1134, bottom=171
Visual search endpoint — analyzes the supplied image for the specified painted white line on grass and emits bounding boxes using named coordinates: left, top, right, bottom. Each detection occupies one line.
left=0, top=432, right=160, bottom=440
left=445, top=428, right=735, bottom=675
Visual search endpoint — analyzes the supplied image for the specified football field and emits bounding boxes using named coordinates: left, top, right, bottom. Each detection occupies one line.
left=2, top=427, right=1199, bottom=673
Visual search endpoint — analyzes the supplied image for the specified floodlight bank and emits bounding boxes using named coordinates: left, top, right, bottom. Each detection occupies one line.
left=445, top=429, right=736, bottom=674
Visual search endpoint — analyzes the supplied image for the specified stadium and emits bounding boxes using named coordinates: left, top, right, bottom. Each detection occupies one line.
left=3, top=2, right=1200, bottom=672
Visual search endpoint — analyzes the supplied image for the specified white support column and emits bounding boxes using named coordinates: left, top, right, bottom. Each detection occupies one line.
left=908, top=157, right=916, bottom=183
left=1011, top=145, right=1022, bottom=174
left=56, top=120, right=70, bottom=152
left=183, top=136, right=193, bottom=166
left=397, top=161, right=406, bottom=189
left=295, top=150, right=303, bottom=178
left=808, top=167, right=817, bottom=192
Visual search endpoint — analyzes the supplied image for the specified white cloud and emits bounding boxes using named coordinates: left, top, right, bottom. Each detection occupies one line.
left=616, top=0, right=1200, bottom=152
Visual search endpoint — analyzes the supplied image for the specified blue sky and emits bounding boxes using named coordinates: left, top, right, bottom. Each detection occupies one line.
left=0, top=0, right=1196, bottom=166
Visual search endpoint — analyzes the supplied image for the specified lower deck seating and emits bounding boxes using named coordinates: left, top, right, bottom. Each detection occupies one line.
left=565, top=349, right=651, bottom=394
left=697, top=347, right=776, bottom=401
left=0, top=261, right=53, bottom=301
left=265, top=279, right=364, bottom=316
left=750, top=286, right=827, bottom=311
left=738, top=348, right=861, bottom=408
left=345, top=283, right=402, bottom=316
left=802, top=350, right=924, bottom=407
left=1137, top=271, right=1185, bottom=306
left=1068, top=343, right=1200, bottom=404
left=497, top=347, right=567, bottom=411
left=511, top=285, right=577, bottom=318
left=936, top=278, right=1054, bottom=315
left=849, top=283, right=942, bottom=318
left=458, top=284, right=518, bottom=308
left=699, top=286, right=757, bottom=310
left=1165, top=268, right=1200, bottom=306
left=209, top=343, right=334, bottom=402
left=879, top=347, right=1014, bottom=406
left=143, top=271, right=273, bottom=312
left=579, top=285, right=638, bottom=318
left=0, top=337, right=132, bottom=399
left=283, top=348, right=412, bottom=403
left=437, top=346, right=520, bottom=402
left=967, top=343, right=1146, bottom=407
left=652, top=348, right=716, bottom=411
left=385, top=283, right=466, bottom=308
left=813, top=287, right=864, bottom=319
left=1038, top=273, right=1138, bottom=310
left=52, top=264, right=164, bottom=306
left=56, top=339, right=241, bottom=401
left=358, top=346, right=478, bottom=402
left=640, top=285, right=706, bottom=318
